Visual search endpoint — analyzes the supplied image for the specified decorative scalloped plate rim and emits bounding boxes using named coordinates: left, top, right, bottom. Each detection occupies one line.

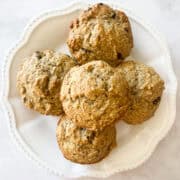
left=1, top=1, right=177, bottom=178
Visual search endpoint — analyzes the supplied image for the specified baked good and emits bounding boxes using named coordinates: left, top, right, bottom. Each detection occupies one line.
left=118, top=61, right=164, bottom=124
left=67, top=3, right=133, bottom=67
left=61, top=60, right=129, bottom=130
left=56, top=116, right=116, bottom=164
left=17, top=50, right=76, bottom=115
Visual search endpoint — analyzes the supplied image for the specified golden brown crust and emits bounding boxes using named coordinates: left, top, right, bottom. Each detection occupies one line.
left=17, top=50, right=76, bottom=116
left=118, top=61, right=164, bottom=124
left=56, top=116, right=116, bottom=164
left=61, top=61, right=129, bottom=130
left=67, top=3, right=133, bottom=67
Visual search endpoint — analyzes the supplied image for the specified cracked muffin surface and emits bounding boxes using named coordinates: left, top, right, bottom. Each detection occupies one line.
left=56, top=116, right=116, bottom=164
left=118, top=61, right=164, bottom=124
left=17, top=50, right=76, bottom=115
left=61, top=60, right=129, bottom=130
left=67, top=3, right=133, bottom=67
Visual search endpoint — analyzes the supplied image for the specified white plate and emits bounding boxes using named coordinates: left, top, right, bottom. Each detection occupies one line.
left=2, top=1, right=177, bottom=178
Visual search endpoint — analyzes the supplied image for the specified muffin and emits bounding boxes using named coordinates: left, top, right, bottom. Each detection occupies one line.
left=118, top=61, right=164, bottom=124
left=67, top=3, right=133, bottom=67
left=17, top=50, right=76, bottom=115
left=56, top=116, right=116, bottom=164
left=61, top=60, right=129, bottom=130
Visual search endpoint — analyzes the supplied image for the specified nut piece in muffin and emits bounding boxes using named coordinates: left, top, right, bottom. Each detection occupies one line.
left=17, top=50, right=76, bottom=116
left=61, top=60, right=129, bottom=130
left=118, top=61, right=164, bottom=124
left=56, top=116, right=116, bottom=164
left=67, top=3, right=133, bottom=67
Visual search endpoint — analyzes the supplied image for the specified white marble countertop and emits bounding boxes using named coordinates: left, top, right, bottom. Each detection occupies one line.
left=0, top=0, right=179, bottom=179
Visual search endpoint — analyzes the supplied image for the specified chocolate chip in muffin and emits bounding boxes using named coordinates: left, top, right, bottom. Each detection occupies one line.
left=111, top=12, right=116, bottom=19
left=117, top=52, right=123, bottom=59
left=153, top=96, right=161, bottom=105
left=34, top=51, right=42, bottom=59
left=98, top=3, right=104, bottom=6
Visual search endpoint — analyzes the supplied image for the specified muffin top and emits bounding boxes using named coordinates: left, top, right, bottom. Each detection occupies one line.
left=61, top=60, right=129, bottom=130
left=17, top=50, right=76, bottom=115
left=56, top=116, right=116, bottom=164
left=67, top=3, right=133, bottom=66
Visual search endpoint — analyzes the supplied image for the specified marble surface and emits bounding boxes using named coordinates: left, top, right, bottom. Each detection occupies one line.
left=0, top=0, right=179, bottom=179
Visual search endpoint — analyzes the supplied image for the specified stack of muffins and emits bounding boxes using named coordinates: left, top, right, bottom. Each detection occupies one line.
left=17, top=3, right=164, bottom=164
